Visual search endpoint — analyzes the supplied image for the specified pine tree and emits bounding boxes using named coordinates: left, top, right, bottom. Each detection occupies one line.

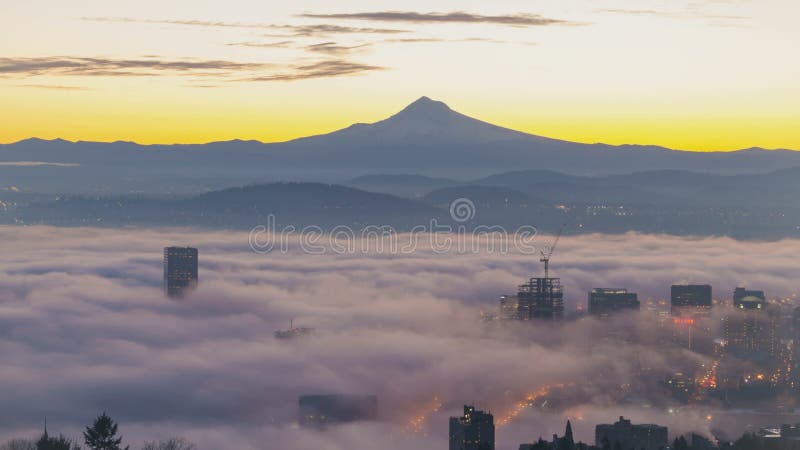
left=82, top=413, right=128, bottom=450
left=36, top=421, right=78, bottom=450
left=36, top=434, right=75, bottom=450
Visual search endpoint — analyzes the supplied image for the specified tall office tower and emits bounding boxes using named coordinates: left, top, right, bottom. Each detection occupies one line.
left=595, top=416, right=668, bottom=450
left=517, top=277, right=564, bottom=320
left=670, top=284, right=712, bottom=317
left=792, top=307, right=800, bottom=388
left=449, top=405, right=495, bottom=450
left=724, top=287, right=776, bottom=361
left=588, top=288, right=640, bottom=317
left=163, top=247, right=198, bottom=298
left=733, top=287, right=766, bottom=309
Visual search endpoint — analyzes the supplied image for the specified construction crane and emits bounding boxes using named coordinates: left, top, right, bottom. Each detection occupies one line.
left=539, top=223, right=566, bottom=279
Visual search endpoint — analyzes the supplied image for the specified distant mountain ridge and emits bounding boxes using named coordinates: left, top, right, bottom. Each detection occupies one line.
left=9, top=172, right=800, bottom=239
left=2, top=96, right=799, bottom=194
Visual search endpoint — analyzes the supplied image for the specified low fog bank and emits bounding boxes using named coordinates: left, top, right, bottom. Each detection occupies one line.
left=1, top=227, right=798, bottom=449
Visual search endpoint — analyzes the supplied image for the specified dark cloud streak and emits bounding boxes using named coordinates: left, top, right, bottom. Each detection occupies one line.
left=271, top=23, right=409, bottom=37
left=0, top=56, right=383, bottom=83
left=226, top=40, right=295, bottom=49
left=244, top=59, right=384, bottom=82
left=304, top=42, right=371, bottom=56
left=0, top=56, right=270, bottom=78
left=298, top=11, right=575, bottom=27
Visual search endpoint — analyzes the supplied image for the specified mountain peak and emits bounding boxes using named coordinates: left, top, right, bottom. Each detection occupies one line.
left=319, top=95, right=534, bottom=143
left=395, top=96, right=453, bottom=117
left=12, top=137, right=73, bottom=145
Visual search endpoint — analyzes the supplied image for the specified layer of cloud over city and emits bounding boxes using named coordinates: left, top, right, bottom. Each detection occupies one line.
left=0, top=227, right=796, bottom=449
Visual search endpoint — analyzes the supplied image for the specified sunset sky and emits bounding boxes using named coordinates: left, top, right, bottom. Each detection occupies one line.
left=1, top=0, right=798, bottom=150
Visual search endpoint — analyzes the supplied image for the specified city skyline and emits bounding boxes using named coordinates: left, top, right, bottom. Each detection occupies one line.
left=2, top=2, right=800, bottom=448
left=1, top=224, right=799, bottom=448
left=1, top=0, right=798, bottom=150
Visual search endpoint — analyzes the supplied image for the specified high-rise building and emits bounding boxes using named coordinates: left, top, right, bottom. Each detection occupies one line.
left=588, top=289, right=640, bottom=317
left=665, top=372, right=695, bottom=402
left=595, top=416, right=668, bottom=450
left=669, top=285, right=716, bottom=353
left=733, top=287, right=766, bottom=309
left=298, top=394, right=377, bottom=427
left=163, top=247, right=198, bottom=298
left=670, top=284, right=712, bottom=317
left=449, top=405, right=495, bottom=450
left=792, top=307, right=800, bottom=388
left=724, top=287, right=776, bottom=362
left=517, top=277, right=564, bottom=320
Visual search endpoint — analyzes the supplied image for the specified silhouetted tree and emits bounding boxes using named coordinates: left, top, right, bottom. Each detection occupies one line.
left=83, top=413, right=128, bottom=450
left=673, top=436, right=690, bottom=450
left=139, top=439, right=195, bottom=450
left=731, top=433, right=759, bottom=450
left=36, top=432, right=77, bottom=450
left=0, top=439, right=36, bottom=450
left=528, top=438, right=552, bottom=450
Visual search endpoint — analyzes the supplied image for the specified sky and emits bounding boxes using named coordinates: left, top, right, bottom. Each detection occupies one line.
left=1, top=0, right=798, bottom=150
left=1, top=226, right=799, bottom=448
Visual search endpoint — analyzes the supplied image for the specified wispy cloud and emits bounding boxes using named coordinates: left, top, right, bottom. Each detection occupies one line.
left=599, top=8, right=749, bottom=21
left=245, top=59, right=385, bottom=82
left=226, top=40, right=295, bottom=49
left=82, top=17, right=409, bottom=37
left=304, top=42, right=371, bottom=56
left=14, top=83, right=89, bottom=90
left=0, top=56, right=384, bottom=84
left=382, top=37, right=525, bottom=45
left=298, top=11, right=575, bottom=27
left=270, top=24, right=409, bottom=37
left=601, top=9, right=667, bottom=16
left=227, top=40, right=371, bottom=57
left=185, top=84, right=223, bottom=89
left=383, top=37, right=445, bottom=43
left=0, top=161, right=80, bottom=167
left=0, top=56, right=271, bottom=78
left=82, top=16, right=271, bottom=29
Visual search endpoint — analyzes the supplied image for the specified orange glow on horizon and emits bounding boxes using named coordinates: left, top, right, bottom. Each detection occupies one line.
left=1, top=85, right=798, bottom=151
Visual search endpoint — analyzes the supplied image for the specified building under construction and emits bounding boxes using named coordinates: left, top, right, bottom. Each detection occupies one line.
left=501, top=226, right=566, bottom=320
left=517, top=276, right=564, bottom=320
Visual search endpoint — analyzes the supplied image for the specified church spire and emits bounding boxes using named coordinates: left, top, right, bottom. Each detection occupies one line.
left=565, top=420, right=574, bottom=443
left=37, top=417, right=50, bottom=448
